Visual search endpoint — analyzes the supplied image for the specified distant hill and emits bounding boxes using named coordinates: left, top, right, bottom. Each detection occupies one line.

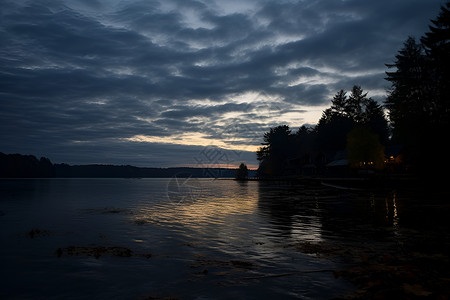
left=0, top=152, right=54, bottom=178
left=0, top=152, right=255, bottom=178
left=53, top=164, right=240, bottom=178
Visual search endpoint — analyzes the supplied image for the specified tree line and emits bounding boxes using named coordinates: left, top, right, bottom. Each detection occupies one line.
left=385, top=2, right=450, bottom=173
left=0, top=152, right=55, bottom=178
left=257, top=2, right=449, bottom=178
left=0, top=152, right=243, bottom=178
left=256, top=86, right=389, bottom=177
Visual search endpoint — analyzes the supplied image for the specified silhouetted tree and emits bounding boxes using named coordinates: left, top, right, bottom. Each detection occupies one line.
left=258, top=86, right=389, bottom=177
left=295, top=125, right=312, bottom=137
left=254, top=3, right=449, bottom=178
left=385, top=3, right=450, bottom=173
left=38, top=157, right=55, bottom=177
left=256, top=87, right=389, bottom=177
left=293, top=125, right=315, bottom=155
left=363, top=98, right=390, bottom=145
left=257, top=125, right=292, bottom=177
left=346, top=86, right=368, bottom=122
left=421, top=2, right=450, bottom=127
left=315, top=86, right=385, bottom=154
left=385, top=37, right=427, bottom=150
left=330, top=89, right=348, bottom=116
left=0, top=153, right=55, bottom=178
left=316, top=108, right=354, bottom=153
left=421, top=2, right=450, bottom=174
left=236, top=163, right=249, bottom=180
left=290, top=125, right=317, bottom=169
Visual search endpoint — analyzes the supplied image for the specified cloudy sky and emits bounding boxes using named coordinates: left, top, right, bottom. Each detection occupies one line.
left=0, top=0, right=444, bottom=168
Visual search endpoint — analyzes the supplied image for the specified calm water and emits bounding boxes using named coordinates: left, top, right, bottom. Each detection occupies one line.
left=0, top=178, right=448, bottom=299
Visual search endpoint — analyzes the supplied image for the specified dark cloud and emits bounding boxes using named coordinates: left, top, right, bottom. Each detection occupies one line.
left=0, top=0, right=443, bottom=167
left=160, top=102, right=249, bottom=119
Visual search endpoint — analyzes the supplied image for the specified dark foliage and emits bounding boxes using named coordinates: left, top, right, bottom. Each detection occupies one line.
left=54, top=165, right=240, bottom=178
left=386, top=2, right=450, bottom=173
left=257, top=86, right=389, bottom=178
left=0, top=152, right=55, bottom=178
left=0, top=152, right=247, bottom=178
left=235, top=163, right=249, bottom=180
left=257, top=125, right=294, bottom=177
left=258, top=3, right=449, bottom=178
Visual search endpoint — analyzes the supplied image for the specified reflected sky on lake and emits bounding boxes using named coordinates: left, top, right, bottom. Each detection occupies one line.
left=1, top=179, right=448, bottom=299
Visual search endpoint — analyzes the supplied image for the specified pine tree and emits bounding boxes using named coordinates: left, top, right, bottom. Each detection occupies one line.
left=256, top=125, right=292, bottom=177
left=346, top=86, right=368, bottom=122
left=385, top=2, right=450, bottom=173
left=330, top=89, right=348, bottom=116
left=385, top=37, right=427, bottom=146
left=421, top=2, right=450, bottom=126
left=363, top=99, right=390, bottom=145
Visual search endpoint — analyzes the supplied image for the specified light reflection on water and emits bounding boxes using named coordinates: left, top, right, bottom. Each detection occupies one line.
left=135, top=180, right=259, bottom=243
left=1, top=178, right=446, bottom=299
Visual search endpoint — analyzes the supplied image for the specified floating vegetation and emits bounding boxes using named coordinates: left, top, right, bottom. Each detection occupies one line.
left=183, top=242, right=203, bottom=247
left=57, top=246, right=133, bottom=258
left=133, top=217, right=161, bottom=226
left=56, top=245, right=153, bottom=259
left=136, top=295, right=179, bottom=300
left=188, top=254, right=259, bottom=285
left=22, top=229, right=75, bottom=239
left=134, top=218, right=150, bottom=225
left=230, top=260, right=256, bottom=267
left=27, top=229, right=51, bottom=238
left=79, top=207, right=133, bottom=215
left=190, top=256, right=257, bottom=270
left=293, top=240, right=450, bottom=299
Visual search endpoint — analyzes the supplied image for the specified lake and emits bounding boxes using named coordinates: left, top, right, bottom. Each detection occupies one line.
left=0, top=178, right=449, bottom=299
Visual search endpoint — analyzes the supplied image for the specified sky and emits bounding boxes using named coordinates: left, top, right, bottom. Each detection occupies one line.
left=0, top=0, right=445, bottom=169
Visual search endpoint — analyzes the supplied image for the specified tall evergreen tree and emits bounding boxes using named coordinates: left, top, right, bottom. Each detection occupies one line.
left=316, top=86, right=387, bottom=153
left=363, top=98, right=390, bottom=145
left=346, top=86, right=368, bottom=122
left=421, top=2, right=450, bottom=127
left=257, top=125, right=292, bottom=177
left=316, top=106, right=354, bottom=153
left=330, top=89, right=348, bottom=116
left=385, top=37, right=427, bottom=155
left=385, top=2, right=450, bottom=173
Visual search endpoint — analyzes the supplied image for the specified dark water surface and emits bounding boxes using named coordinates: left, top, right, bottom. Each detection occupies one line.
left=0, top=179, right=448, bottom=299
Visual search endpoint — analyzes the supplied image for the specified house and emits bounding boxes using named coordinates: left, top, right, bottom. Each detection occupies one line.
left=326, top=150, right=350, bottom=177
left=287, top=151, right=328, bottom=176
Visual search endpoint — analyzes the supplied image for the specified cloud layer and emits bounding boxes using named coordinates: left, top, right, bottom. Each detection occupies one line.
left=0, top=0, right=443, bottom=167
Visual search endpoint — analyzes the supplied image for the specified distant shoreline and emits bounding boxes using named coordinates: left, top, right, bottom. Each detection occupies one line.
left=0, top=152, right=259, bottom=179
